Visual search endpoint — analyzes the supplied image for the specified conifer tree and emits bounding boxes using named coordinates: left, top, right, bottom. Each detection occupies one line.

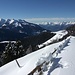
left=1, top=41, right=25, bottom=65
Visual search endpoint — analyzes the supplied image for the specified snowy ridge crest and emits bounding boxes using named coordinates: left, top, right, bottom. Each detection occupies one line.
left=28, top=36, right=71, bottom=75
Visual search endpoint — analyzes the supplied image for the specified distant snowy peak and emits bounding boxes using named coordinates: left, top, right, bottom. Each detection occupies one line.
left=0, top=18, right=43, bottom=28
left=0, top=18, right=32, bottom=28
left=0, top=18, right=27, bottom=25
left=6, top=19, right=14, bottom=24
left=40, top=22, right=60, bottom=25
left=39, top=21, right=75, bottom=31
left=0, top=18, right=14, bottom=24
left=39, top=21, right=75, bottom=25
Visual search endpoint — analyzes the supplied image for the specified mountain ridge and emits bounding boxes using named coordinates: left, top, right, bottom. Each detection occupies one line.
left=39, top=21, right=75, bottom=31
left=0, top=18, right=49, bottom=41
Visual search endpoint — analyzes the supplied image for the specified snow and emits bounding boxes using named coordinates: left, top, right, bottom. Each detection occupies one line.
left=14, top=22, right=19, bottom=27
left=6, top=19, right=14, bottom=24
left=0, top=61, right=20, bottom=75
left=0, top=31, right=75, bottom=75
left=0, top=37, right=62, bottom=75
left=18, top=23, right=23, bottom=28
left=0, top=41, right=16, bottom=43
left=51, top=36, right=75, bottom=75
left=38, top=30, right=68, bottom=48
left=9, top=19, right=14, bottom=24
left=2, top=24, right=6, bottom=27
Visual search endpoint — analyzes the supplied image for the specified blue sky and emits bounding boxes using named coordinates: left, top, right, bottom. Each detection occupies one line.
left=0, top=0, right=75, bottom=23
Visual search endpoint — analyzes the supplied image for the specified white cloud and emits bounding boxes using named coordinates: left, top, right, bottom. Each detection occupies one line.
left=25, top=18, right=75, bottom=24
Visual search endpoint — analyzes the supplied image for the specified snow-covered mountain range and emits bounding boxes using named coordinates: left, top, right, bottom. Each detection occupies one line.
left=0, top=18, right=48, bottom=41
left=39, top=21, right=75, bottom=31
left=0, top=18, right=75, bottom=75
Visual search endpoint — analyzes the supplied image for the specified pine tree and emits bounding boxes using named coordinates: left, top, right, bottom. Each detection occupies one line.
left=14, top=41, right=25, bottom=58
left=1, top=41, right=25, bottom=65
left=1, top=41, right=14, bottom=65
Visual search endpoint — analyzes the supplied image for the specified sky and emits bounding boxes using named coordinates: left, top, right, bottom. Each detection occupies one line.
left=0, top=0, right=75, bottom=23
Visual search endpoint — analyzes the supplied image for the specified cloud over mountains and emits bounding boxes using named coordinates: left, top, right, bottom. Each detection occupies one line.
left=25, top=18, right=75, bottom=24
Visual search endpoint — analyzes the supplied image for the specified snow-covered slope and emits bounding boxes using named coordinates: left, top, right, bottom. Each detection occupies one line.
left=0, top=34, right=75, bottom=75
left=38, top=30, right=68, bottom=48
left=0, top=37, right=62, bottom=75
left=51, top=36, right=75, bottom=75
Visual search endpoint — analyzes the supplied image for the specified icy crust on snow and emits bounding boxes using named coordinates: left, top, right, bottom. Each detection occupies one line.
left=0, top=36, right=75, bottom=75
